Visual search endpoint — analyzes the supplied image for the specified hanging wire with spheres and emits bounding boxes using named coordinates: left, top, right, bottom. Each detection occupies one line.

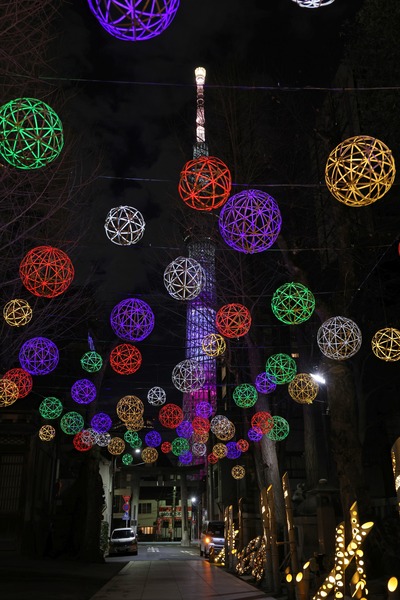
left=216, top=303, right=251, bottom=338
left=288, top=373, right=319, bottom=404
left=163, top=256, right=205, bottom=301
left=325, top=135, right=396, bottom=207
left=371, top=327, right=400, bottom=362
left=172, top=358, right=205, bottom=392
left=110, top=297, right=155, bottom=341
left=219, top=189, right=282, bottom=254
left=0, top=97, right=63, bottom=169
left=317, top=315, right=362, bottom=360
left=3, top=298, right=32, bottom=327
left=178, top=155, right=232, bottom=211
left=265, top=353, right=297, bottom=385
left=19, top=336, right=59, bottom=376
left=104, top=205, right=145, bottom=245
left=19, top=246, right=74, bottom=298
left=271, top=282, right=315, bottom=325
left=86, top=0, right=180, bottom=42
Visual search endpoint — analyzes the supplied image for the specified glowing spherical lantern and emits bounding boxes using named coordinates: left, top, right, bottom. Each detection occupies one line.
left=178, top=155, right=232, bottom=211
left=3, top=368, right=33, bottom=398
left=147, top=386, right=166, bottom=406
left=145, top=430, right=162, bottom=447
left=248, top=427, right=263, bottom=442
left=317, top=315, right=362, bottom=360
left=60, top=411, right=84, bottom=435
left=122, top=453, right=133, bottom=465
left=141, top=447, right=158, bottom=463
left=3, top=298, right=32, bottom=327
left=192, top=416, right=210, bottom=434
left=219, top=189, right=282, bottom=253
left=265, top=353, right=297, bottom=385
left=172, top=358, right=205, bottom=392
left=267, top=416, right=290, bottom=441
left=271, top=282, right=315, bottom=325
left=172, top=437, right=189, bottom=456
left=231, top=465, right=245, bottom=479
left=110, top=343, right=142, bottom=375
left=129, top=435, right=143, bottom=449
left=251, top=411, right=274, bottom=435
left=73, top=431, right=93, bottom=452
left=110, top=297, right=155, bottom=341
left=255, top=372, right=276, bottom=395
left=104, top=205, right=145, bottom=246
left=236, top=439, right=249, bottom=452
left=216, top=303, right=251, bottom=338
left=288, top=373, right=319, bottom=405
left=292, top=0, right=335, bottom=6
left=192, top=442, right=206, bottom=457
left=207, top=452, right=218, bottom=464
left=233, top=383, right=258, bottom=408
left=124, top=430, right=139, bottom=445
left=212, top=443, right=227, bottom=459
left=0, top=378, right=19, bottom=407
left=19, top=337, right=59, bottom=375
left=201, top=332, right=226, bottom=357
left=210, top=415, right=235, bottom=441
left=158, top=403, right=184, bottom=429
left=193, top=431, right=209, bottom=443
left=0, top=97, right=63, bottom=169
left=176, top=419, right=194, bottom=439
left=87, top=0, right=180, bottom=42
left=195, top=401, right=213, bottom=418
left=116, top=395, right=144, bottom=422
left=91, top=412, right=112, bottom=433
left=108, top=436, right=125, bottom=455
left=125, top=415, right=144, bottom=431
left=39, top=424, right=56, bottom=441
left=96, top=432, right=112, bottom=447
left=38, top=396, right=63, bottom=419
left=179, top=450, right=193, bottom=465
left=71, top=378, right=97, bottom=405
left=163, top=256, right=205, bottom=301
left=19, top=245, right=74, bottom=299
left=161, top=441, right=172, bottom=454
left=325, top=136, right=395, bottom=207
left=81, top=351, right=103, bottom=373
left=226, top=442, right=241, bottom=459
left=371, top=327, right=400, bottom=362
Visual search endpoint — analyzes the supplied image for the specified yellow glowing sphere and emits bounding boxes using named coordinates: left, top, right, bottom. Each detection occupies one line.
left=124, top=415, right=145, bottom=431
left=201, top=333, right=226, bottom=357
left=193, top=431, right=209, bottom=443
left=0, top=378, right=19, bottom=407
left=212, top=443, right=227, bottom=458
left=3, top=298, right=33, bottom=327
left=288, top=373, right=319, bottom=404
left=231, top=465, right=245, bottom=479
left=371, top=327, right=400, bottom=362
left=39, top=424, right=56, bottom=441
left=116, top=394, right=144, bottom=422
left=107, top=436, right=125, bottom=455
left=142, top=446, right=158, bottom=463
left=325, top=135, right=396, bottom=207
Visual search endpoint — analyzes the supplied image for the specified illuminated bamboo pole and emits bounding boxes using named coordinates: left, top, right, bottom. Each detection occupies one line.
left=267, top=484, right=281, bottom=595
left=295, top=562, right=310, bottom=600
left=391, top=438, right=400, bottom=517
left=349, top=502, right=368, bottom=599
left=283, top=472, right=300, bottom=574
left=260, top=487, right=274, bottom=591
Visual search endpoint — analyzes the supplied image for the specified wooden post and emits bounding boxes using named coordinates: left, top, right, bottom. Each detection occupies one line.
left=267, top=484, right=281, bottom=595
left=282, top=472, right=299, bottom=574
left=260, top=487, right=273, bottom=591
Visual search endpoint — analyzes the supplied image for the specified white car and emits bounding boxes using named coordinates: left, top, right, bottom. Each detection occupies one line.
left=109, top=527, right=138, bottom=556
left=200, top=521, right=225, bottom=562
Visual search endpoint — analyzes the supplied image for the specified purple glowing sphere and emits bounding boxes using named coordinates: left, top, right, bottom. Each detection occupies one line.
left=71, top=378, right=97, bottom=404
left=219, top=189, right=282, bottom=254
left=248, top=427, right=263, bottom=442
left=195, top=401, right=214, bottom=418
left=110, top=297, right=155, bottom=341
left=176, top=419, right=194, bottom=439
left=226, top=441, right=242, bottom=459
left=19, top=336, right=59, bottom=375
left=87, top=0, right=180, bottom=42
left=145, top=430, right=162, bottom=448
left=179, top=450, right=193, bottom=465
left=91, top=412, right=112, bottom=433
left=255, top=372, right=277, bottom=395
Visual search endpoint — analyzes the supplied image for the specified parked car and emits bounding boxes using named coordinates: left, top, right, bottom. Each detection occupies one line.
left=109, top=527, right=138, bottom=556
left=200, top=520, right=225, bottom=562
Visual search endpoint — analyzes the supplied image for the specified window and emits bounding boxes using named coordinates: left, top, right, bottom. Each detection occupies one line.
left=139, top=502, right=152, bottom=514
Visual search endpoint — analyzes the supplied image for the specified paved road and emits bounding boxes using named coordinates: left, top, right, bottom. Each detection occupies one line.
left=107, top=542, right=203, bottom=562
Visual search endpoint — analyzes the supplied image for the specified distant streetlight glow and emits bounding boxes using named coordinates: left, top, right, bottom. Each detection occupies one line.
left=311, top=373, right=326, bottom=384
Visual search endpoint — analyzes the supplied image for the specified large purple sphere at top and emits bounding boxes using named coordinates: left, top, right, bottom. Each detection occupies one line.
left=219, top=189, right=282, bottom=254
left=110, top=298, right=155, bottom=341
left=87, top=0, right=180, bottom=42
left=19, top=336, right=59, bottom=375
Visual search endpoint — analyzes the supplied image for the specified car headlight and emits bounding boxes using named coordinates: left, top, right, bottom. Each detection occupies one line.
left=205, top=536, right=212, bottom=544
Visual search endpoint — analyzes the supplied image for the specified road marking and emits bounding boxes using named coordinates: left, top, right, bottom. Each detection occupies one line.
left=147, top=547, right=160, bottom=552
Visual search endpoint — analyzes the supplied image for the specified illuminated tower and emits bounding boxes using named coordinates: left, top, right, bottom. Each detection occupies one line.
left=183, top=67, right=218, bottom=420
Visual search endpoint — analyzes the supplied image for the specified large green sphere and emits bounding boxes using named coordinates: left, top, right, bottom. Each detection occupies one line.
left=171, top=437, right=190, bottom=456
left=266, top=353, right=297, bottom=385
left=267, top=416, right=290, bottom=441
left=80, top=351, right=103, bottom=373
left=60, top=411, right=84, bottom=435
left=233, top=383, right=258, bottom=408
left=39, top=396, right=63, bottom=419
left=271, top=282, right=315, bottom=325
left=0, top=97, right=64, bottom=169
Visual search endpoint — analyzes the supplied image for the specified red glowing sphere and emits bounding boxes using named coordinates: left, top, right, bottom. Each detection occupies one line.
left=251, top=411, right=274, bottom=435
left=73, top=431, right=93, bottom=452
left=216, top=303, right=252, bottom=338
left=3, top=367, right=33, bottom=398
left=158, top=403, right=184, bottom=429
left=161, top=441, right=172, bottom=454
left=19, top=245, right=74, bottom=298
left=192, top=416, right=210, bottom=434
left=178, top=156, right=232, bottom=211
left=110, top=343, right=142, bottom=375
left=236, top=439, right=249, bottom=452
left=207, top=452, right=218, bottom=464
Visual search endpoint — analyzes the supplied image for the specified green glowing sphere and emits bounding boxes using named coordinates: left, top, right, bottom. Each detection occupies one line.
left=267, top=416, right=289, bottom=441
left=171, top=437, right=190, bottom=456
left=39, top=396, right=63, bottom=419
left=266, top=353, right=297, bottom=385
left=124, top=430, right=139, bottom=444
left=0, top=97, right=64, bottom=169
left=60, top=411, right=84, bottom=435
left=233, top=383, right=258, bottom=408
left=122, top=453, right=133, bottom=465
left=80, top=351, right=103, bottom=373
left=271, top=282, right=315, bottom=325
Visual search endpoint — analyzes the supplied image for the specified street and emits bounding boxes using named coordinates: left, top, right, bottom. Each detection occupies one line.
left=107, top=542, right=204, bottom=562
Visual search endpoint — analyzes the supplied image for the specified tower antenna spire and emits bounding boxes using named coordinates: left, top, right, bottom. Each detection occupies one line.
left=194, top=66, right=208, bottom=158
